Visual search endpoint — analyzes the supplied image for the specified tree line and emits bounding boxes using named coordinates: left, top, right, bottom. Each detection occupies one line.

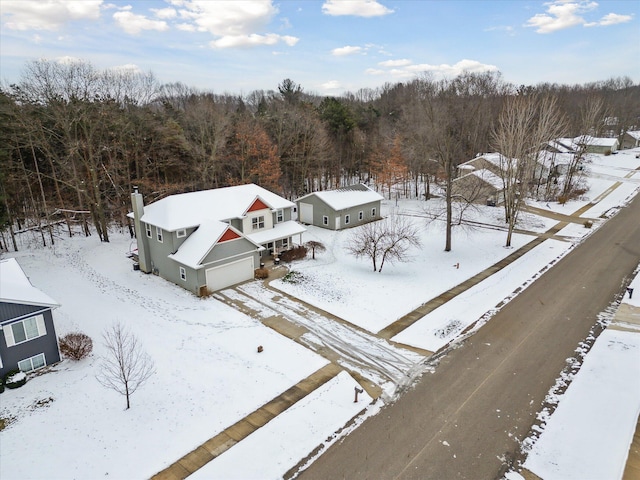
left=0, top=59, right=638, bottom=250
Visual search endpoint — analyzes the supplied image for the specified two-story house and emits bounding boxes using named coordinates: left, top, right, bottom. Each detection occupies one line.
left=129, top=184, right=306, bottom=295
left=0, top=258, right=61, bottom=377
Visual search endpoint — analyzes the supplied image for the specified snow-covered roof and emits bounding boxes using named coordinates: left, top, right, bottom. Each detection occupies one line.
left=297, top=184, right=383, bottom=211
left=139, top=184, right=295, bottom=231
left=625, top=131, right=640, bottom=140
left=546, top=139, right=575, bottom=153
left=472, top=169, right=504, bottom=189
left=168, top=220, right=231, bottom=269
left=0, top=258, right=59, bottom=308
left=458, top=153, right=505, bottom=169
left=247, top=220, right=306, bottom=245
left=574, top=135, right=618, bottom=147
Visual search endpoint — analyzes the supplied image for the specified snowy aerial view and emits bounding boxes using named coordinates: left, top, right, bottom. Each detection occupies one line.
left=1, top=148, right=639, bottom=480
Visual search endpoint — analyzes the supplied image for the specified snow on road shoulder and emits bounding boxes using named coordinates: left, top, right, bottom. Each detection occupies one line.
left=190, top=371, right=372, bottom=480
left=522, top=327, right=640, bottom=480
left=393, top=238, right=573, bottom=352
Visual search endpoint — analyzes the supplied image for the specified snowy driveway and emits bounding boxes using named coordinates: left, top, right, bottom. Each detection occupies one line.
left=216, top=281, right=427, bottom=400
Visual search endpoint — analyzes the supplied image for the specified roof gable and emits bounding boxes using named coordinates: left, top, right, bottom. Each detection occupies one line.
left=168, top=221, right=259, bottom=269
left=0, top=258, right=59, bottom=308
left=245, top=197, right=271, bottom=214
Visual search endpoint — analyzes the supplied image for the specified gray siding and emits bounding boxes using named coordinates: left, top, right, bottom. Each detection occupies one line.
left=0, top=307, right=60, bottom=377
left=297, top=196, right=380, bottom=230
left=0, top=303, right=44, bottom=322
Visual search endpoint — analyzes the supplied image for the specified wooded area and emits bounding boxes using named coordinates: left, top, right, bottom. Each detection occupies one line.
left=1, top=59, right=638, bottom=250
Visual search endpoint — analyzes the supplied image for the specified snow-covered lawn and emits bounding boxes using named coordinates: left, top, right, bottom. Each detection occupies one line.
left=1, top=148, right=639, bottom=479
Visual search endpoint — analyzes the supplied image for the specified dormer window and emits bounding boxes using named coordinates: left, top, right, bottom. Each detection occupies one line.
left=252, top=216, right=265, bottom=230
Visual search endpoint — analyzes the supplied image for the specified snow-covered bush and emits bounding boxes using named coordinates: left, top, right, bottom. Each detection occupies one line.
left=59, top=332, right=93, bottom=360
left=3, top=370, right=27, bottom=389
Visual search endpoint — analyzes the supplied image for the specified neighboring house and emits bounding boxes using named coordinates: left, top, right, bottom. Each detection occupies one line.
left=457, top=152, right=550, bottom=187
left=621, top=131, right=640, bottom=149
left=574, top=135, right=619, bottom=155
left=0, top=258, right=61, bottom=377
left=456, top=153, right=505, bottom=178
left=542, top=139, right=576, bottom=155
left=451, top=168, right=505, bottom=206
left=296, top=184, right=383, bottom=230
left=129, top=184, right=306, bottom=295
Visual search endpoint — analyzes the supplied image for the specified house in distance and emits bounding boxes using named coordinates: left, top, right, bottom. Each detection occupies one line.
left=0, top=258, right=61, bottom=377
left=296, top=184, right=383, bottom=230
left=129, top=184, right=305, bottom=295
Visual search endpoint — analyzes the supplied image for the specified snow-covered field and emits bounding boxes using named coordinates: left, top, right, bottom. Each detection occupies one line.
left=1, top=149, right=639, bottom=479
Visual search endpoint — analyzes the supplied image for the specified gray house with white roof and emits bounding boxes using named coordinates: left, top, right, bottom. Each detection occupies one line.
left=129, top=184, right=305, bottom=295
left=0, top=258, right=61, bottom=377
left=296, top=184, right=383, bottom=230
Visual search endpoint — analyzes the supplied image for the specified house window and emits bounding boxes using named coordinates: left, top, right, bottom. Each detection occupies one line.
left=145, top=224, right=152, bottom=238
left=176, top=229, right=186, bottom=238
left=179, top=267, right=187, bottom=281
left=358, top=211, right=364, bottom=221
left=156, top=226, right=163, bottom=243
left=344, top=214, right=350, bottom=225
left=371, top=207, right=377, bottom=217
left=18, top=353, right=45, bottom=372
left=322, top=216, right=329, bottom=226
left=252, top=216, right=265, bottom=230
left=6, top=315, right=46, bottom=346
left=276, top=209, right=284, bottom=223
left=282, top=238, right=289, bottom=249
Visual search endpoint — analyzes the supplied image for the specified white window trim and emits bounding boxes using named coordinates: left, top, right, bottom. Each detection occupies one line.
left=282, top=238, right=289, bottom=248
left=18, top=353, right=46, bottom=372
left=179, top=266, right=187, bottom=281
left=276, top=209, right=284, bottom=223
left=252, top=215, right=265, bottom=230
left=145, top=224, right=152, bottom=238
left=176, top=229, right=186, bottom=238
left=371, top=207, right=377, bottom=217
left=3, top=315, right=46, bottom=347
left=358, top=211, right=364, bottom=221
left=322, top=215, right=329, bottom=226
left=156, top=226, right=163, bottom=243
left=345, top=214, right=350, bottom=224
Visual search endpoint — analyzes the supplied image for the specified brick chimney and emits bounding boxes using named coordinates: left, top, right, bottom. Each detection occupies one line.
left=131, top=188, right=151, bottom=274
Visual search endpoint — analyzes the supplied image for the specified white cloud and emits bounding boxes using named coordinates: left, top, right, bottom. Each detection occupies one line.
left=151, top=8, right=178, bottom=20
left=332, top=45, right=363, bottom=56
left=109, top=63, right=143, bottom=74
left=175, top=0, right=277, bottom=36
left=367, top=59, right=498, bottom=79
left=1, top=0, right=102, bottom=31
left=320, top=80, right=342, bottom=90
left=322, top=0, right=393, bottom=17
left=210, top=33, right=298, bottom=48
left=596, top=12, right=633, bottom=26
left=378, top=59, right=412, bottom=67
left=113, top=11, right=169, bottom=35
left=523, top=1, right=630, bottom=33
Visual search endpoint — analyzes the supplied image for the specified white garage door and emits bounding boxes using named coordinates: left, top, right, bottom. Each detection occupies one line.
left=299, top=202, right=313, bottom=224
left=205, top=257, right=254, bottom=292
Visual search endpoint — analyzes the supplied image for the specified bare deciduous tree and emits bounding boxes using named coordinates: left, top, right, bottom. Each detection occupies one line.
left=346, top=216, right=421, bottom=272
left=96, top=323, right=156, bottom=410
left=492, top=94, right=566, bottom=247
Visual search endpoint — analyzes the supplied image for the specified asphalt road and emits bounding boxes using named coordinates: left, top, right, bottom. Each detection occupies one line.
left=299, top=193, right=640, bottom=480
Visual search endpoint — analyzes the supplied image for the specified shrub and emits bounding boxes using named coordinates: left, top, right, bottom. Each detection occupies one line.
left=59, top=332, right=93, bottom=361
left=254, top=268, right=269, bottom=280
left=279, top=246, right=308, bottom=263
left=4, top=369, right=27, bottom=389
left=282, top=271, right=305, bottom=284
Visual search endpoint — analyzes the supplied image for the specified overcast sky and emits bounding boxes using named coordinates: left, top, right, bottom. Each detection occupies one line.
left=1, top=0, right=638, bottom=96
